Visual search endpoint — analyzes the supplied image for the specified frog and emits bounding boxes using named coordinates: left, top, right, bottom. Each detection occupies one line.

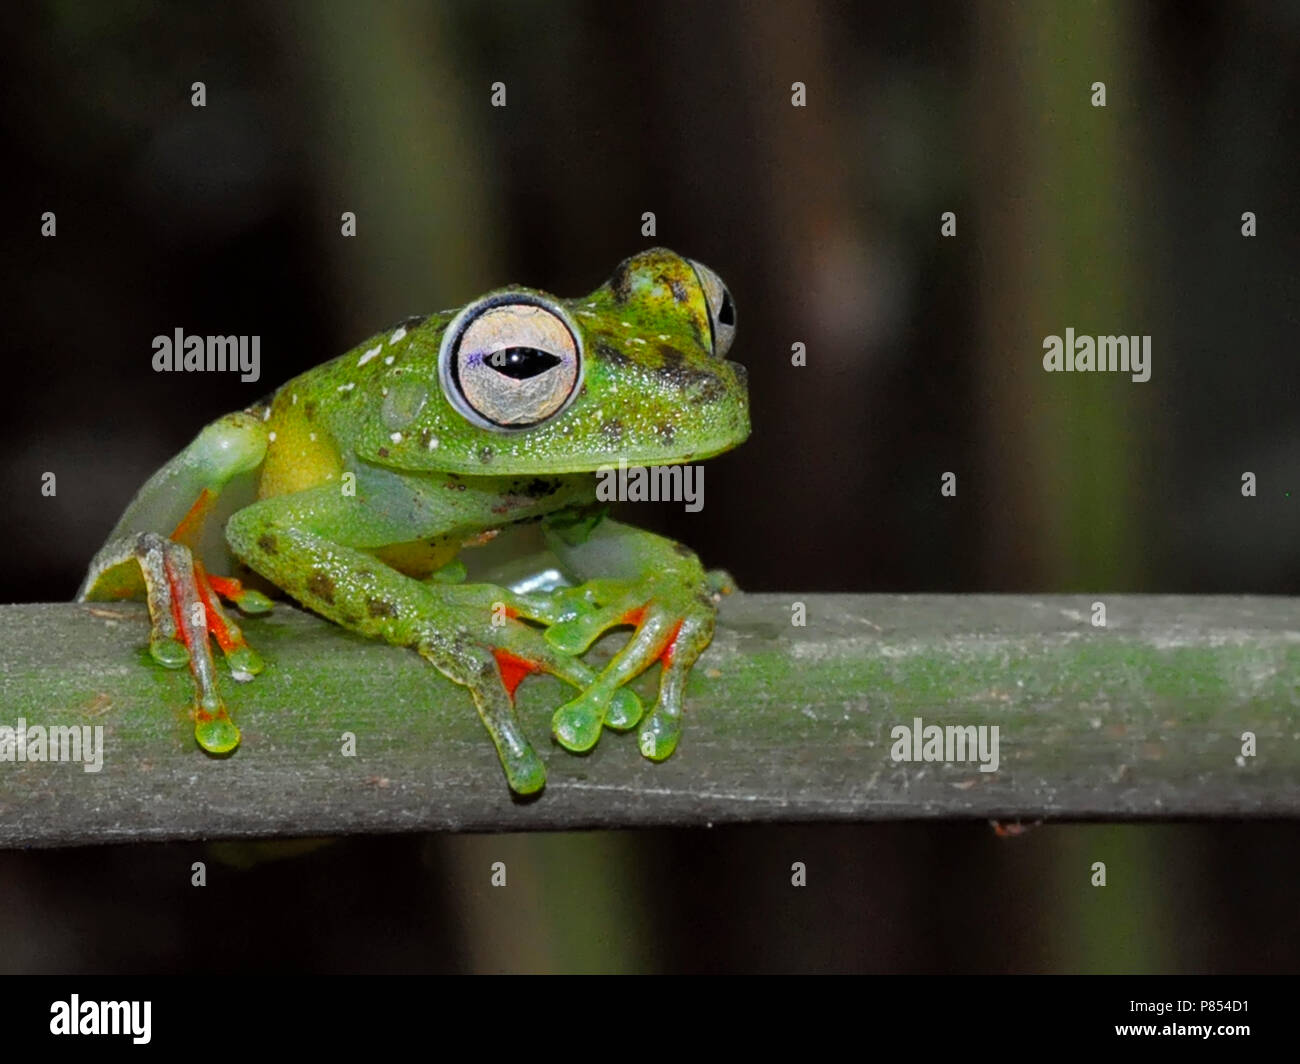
left=78, top=248, right=749, bottom=794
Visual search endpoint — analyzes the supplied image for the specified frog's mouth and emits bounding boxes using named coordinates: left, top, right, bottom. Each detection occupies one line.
left=552, top=361, right=750, bottom=474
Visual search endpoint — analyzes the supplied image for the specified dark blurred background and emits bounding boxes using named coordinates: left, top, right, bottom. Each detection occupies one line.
left=1, top=0, right=1297, bottom=972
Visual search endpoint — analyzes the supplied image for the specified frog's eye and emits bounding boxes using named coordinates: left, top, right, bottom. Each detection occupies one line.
left=440, top=299, right=581, bottom=429
left=688, top=260, right=737, bottom=359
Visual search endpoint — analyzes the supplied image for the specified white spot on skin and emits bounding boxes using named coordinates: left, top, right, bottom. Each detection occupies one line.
left=426, top=435, right=439, bottom=450
left=337, top=381, right=355, bottom=392
left=268, top=431, right=276, bottom=442
left=586, top=302, right=597, bottom=308
left=380, top=387, right=389, bottom=397
left=291, top=393, right=298, bottom=404
left=358, top=344, right=382, bottom=366
left=621, top=321, right=632, bottom=328
left=309, top=432, right=317, bottom=442
left=630, top=337, right=646, bottom=344
left=658, top=334, right=670, bottom=341
left=389, top=432, right=403, bottom=443
left=261, top=407, right=271, bottom=422
left=389, top=326, right=407, bottom=345
left=384, top=355, right=395, bottom=365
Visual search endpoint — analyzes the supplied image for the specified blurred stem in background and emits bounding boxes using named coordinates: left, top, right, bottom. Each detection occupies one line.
left=277, top=0, right=498, bottom=322
left=974, top=0, right=1184, bottom=972
left=973, top=0, right=1144, bottom=590
left=434, top=833, right=657, bottom=974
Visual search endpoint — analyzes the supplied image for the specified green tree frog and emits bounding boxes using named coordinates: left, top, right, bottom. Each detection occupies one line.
left=78, top=248, right=749, bottom=794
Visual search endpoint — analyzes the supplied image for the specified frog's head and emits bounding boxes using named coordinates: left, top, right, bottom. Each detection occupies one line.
left=352, top=248, right=749, bottom=475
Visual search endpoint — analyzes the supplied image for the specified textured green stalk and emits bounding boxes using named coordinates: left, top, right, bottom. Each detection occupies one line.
left=0, top=594, right=1296, bottom=847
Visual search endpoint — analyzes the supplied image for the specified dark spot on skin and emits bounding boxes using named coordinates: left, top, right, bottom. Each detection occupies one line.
left=366, top=597, right=397, bottom=619
left=653, top=354, right=726, bottom=407
left=673, top=542, right=694, bottom=558
left=595, top=340, right=632, bottom=369
left=697, top=591, right=716, bottom=609
left=601, top=418, right=624, bottom=443
left=690, top=374, right=727, bottom=405
left=689, top=316, right=707, bottom=351
left=398, top=314, right=427, bottom=330
left=257, top=534, right=279, bottom=555
left=657, top=344, right=684, bottom=371
left=671, top=279, right=688, bottom=303
left=420, top=428, right=433, bottom=448
left=657, top=422, right=676, bottom=445
left=303, top=401, right=317, bottom=420
left=654, top=362, right=693, bottom=391
left=307, top=570, right=336, bottom=604
left=479, top=447, right=494, bottom=464
left=377, top=447, right=389, bottom=458
left=522, top=477, right=560, bottom=498
left=610, top=260, right=631, bottom=302
left=341, top=611, right=360, bottom=626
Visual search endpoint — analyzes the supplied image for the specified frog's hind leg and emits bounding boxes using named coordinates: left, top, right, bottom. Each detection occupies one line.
left=79, top=411, right=271, bottom=753
left=79, top=411, right=269, bottom=582
left=84, top=532, right=241, bottom=753
left=192, top=561, right=265, bottom=681
left=167, top=491, right=272, bottom=681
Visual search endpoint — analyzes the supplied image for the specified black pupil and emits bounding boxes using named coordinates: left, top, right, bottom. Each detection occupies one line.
left=718, top=290, right=735, bottom=327
left=488, top=346, right=561, bottom=379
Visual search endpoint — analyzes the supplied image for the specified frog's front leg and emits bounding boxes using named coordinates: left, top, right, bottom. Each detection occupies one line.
left=541, top=516, right=726, bottom=760
left=224, top=486, right=631, bottom=794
